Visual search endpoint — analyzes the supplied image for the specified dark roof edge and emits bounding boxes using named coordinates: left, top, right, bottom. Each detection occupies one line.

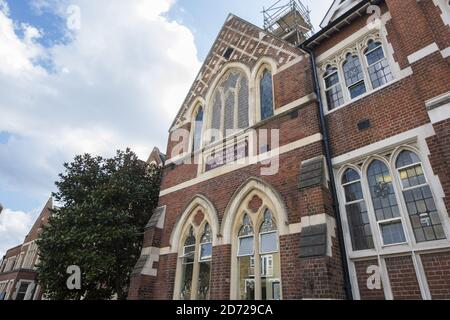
left=300, top=0, right=384, bottom=49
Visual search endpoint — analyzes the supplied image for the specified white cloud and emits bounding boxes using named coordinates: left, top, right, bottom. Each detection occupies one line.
left=0, top=0, right=200, bottom=248
left=0, top=0, right=200, bottom=196
left=0, top=208, right=35, bottom=257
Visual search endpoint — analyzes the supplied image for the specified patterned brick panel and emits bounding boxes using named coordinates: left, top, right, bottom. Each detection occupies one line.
left=354, top=259, right=385, bottom=300
left=385, top=255, right=422, bottom=300
left=421, top=251, right=450, bottom=299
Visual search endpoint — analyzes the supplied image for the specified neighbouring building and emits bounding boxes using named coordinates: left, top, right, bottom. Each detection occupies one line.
left=129, top=0, right=450, bottom=300
left=0, top=198, right=52, bottom=300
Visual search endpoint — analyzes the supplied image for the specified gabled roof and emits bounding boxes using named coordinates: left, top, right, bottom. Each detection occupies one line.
left=320, top=0, right=363, bottom=28
left=147, top=147, right=166, bottom=166
left=169, top=13, right=304, bottom=131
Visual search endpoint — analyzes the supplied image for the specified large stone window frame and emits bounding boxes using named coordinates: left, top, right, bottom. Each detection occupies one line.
left=336, top=145, right=450, bottom=299
left=338, top=146, right=448, bottom=255
left=319, top=32, right=397, bottom=113
left=254, top=63, right=275, bottom=122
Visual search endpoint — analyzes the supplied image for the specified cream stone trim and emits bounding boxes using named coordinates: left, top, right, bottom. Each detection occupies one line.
left=331, top=124, right=436, bottom=166
left=426, top=91, right=450, bottom=124
left=160, top=133, right=323, bottom=197
left=441, top=46, right=450, bottom=58
left=159, top=247, right=171, bottom=255
left=274, top=93, right=317, bottom=115
left=407, top=43, right=440, bottom=64
left=275, top=56, right=304, bottom=73
left=221, top=177, right=289, bottom=245
left=433, top=0, right=450, bottom=27
left=168, top=195, right=219, bottom=253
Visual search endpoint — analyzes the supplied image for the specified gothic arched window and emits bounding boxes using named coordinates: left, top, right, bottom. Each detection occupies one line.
left=260, top=69, right=274, bottom=120
left=324, top=65, right=344, bottom=110
left=364, top=40, right=393, bottom=89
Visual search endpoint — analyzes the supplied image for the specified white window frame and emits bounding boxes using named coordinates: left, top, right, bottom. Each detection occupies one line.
left=336, top=144, right=450, bottom=300
left=258, top=231, right=279, bottom=255
left=237, top=235, right=255, bottom=257
left=260, top=255, right=274, bottom=277
left=319, top=34, right=397, bottom=114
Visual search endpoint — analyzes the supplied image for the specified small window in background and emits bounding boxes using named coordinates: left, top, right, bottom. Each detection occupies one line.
left=324, top=65, right=344, bottom=110
left=364, top=40, right=393, bottom=89
left=343, top=53, right=367, bottom=99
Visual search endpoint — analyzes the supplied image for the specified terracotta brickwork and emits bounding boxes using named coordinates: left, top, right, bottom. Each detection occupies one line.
left=130, top=0, right=450, bottom=301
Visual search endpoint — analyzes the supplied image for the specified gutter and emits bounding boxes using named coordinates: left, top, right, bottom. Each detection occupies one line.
left=300, top=46, right=353, bottom=300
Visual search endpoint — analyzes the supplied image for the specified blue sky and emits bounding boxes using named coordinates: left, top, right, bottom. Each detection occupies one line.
left=0, top=0, right=333, bottom=257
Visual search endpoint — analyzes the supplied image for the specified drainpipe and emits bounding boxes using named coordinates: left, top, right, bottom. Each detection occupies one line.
left=302, top=47, right=353, bottom=300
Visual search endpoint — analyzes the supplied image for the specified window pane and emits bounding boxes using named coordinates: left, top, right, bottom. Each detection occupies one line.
left=348, top=81, right=367, bottom=99
left=343, top=54, right=365, bottom=86
left=380, top=221, right=406, bottom=245
left=200, top=243, right=212, bottom=261
left=325, top=69, right=340, bottom=88
left=238, top=76, right=249, bottom=128
left=368, top=160, right=401, bottom=221
left=396, top=150, right=421, bottom=168
left=398, top=164, right=426, bottom=189
left=342, top=168, right=360, bottom=184
left=365, top=44, right=385, bottom=65
left=197, top=261, right=211, bottom=300
left=260, top=70, right=274, bottom=120
left=344, top=182, right=363, bottom=202
left=326, top=85, right=344, bottom=110
left=260, top=232, right=278, bottom=254
left=193, top=107, right=203, bottom=152
left=238, top=256, right=255, bottom=300
left=403, top=186, right=445, bottom=243
left=261, top=253, right=281, bottom=300
left=346, top=202, right=374, bottom=251
left=239, top=236, right=254, bottom=256
left=260, top=209, right=276, bottom=233
left=224, top=91, right=235, bottom=132
left=180, top=262, right=194, bottom=300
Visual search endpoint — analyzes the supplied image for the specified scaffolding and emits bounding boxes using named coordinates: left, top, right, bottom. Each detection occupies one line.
left=262, top=0, right=314, bottom=45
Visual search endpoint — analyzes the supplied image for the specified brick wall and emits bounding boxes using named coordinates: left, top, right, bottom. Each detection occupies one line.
left=385, top=255, right=422, bottom=300
left=421, top=251, right=450, bottom=299
left=210, top=245, right=231, bottom=300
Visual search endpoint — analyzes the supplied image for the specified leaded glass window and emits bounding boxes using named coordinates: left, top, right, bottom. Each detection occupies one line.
left=260, top=69, right=274, bottom=120
left=193, top=107, right=203, bottom=152
left=342, top=168, right=374, bottom=251
left=364, top=40, right=393, bottom=89
left=324, top=65, right=344, bottom=110
left=238, top=214, right=254, bottom=256
left=367, top=160, right=406, bottom=245
left=343, top=53, right=367, bottom=99
left=198, top=224, right=212, bottom=300
left=396, top=151, right=446, bottom=242
left=209, top=70, right=249, bottom=143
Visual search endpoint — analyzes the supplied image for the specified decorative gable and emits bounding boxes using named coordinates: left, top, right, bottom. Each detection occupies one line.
left=320, top=0, right=363, bottom=28
left=170, top=14, right=304, bottom=131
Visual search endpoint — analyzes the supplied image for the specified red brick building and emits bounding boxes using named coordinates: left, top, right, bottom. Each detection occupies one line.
left=0, top=198, right=52, bottom=300
left=129, top=0, right=450, bottom=300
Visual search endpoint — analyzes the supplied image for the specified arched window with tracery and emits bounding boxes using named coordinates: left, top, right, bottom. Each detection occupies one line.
left=209, top=69, right=249, bottom=143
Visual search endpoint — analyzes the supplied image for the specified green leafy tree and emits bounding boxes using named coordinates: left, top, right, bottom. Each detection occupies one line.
left=36, top=149, right=162, bottom=300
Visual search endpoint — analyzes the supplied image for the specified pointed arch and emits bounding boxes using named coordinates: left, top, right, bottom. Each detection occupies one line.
left=169, top=195, right=220, bottom=253
left=221, top=177, right=289, bottom=244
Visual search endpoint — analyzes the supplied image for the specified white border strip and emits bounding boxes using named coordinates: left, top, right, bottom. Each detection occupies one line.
left=160, top=133, right=323, bottom=196
left=407, top=43, right=439, bottom=64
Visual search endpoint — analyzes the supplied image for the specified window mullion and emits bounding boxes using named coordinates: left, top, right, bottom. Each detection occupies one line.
left=191, top=240, right=201, bottom=300
left=254, top=236, right=262, bottom=300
